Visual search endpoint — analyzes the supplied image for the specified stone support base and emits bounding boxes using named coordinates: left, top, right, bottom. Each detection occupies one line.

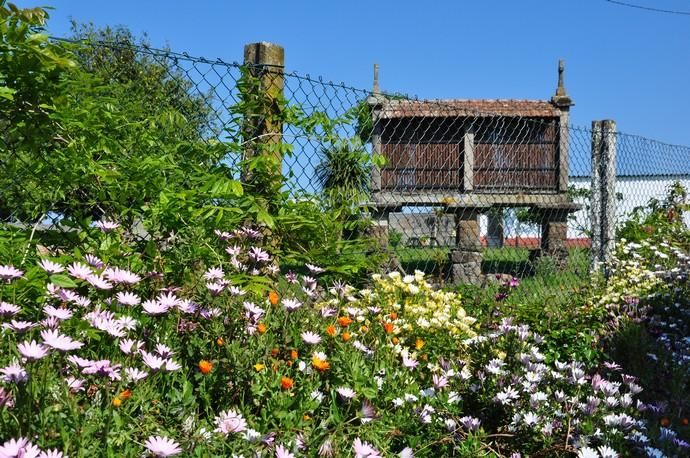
left=450, top=209, right=483, bottom=285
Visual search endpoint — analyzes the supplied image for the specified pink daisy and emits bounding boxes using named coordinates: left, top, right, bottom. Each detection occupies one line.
left=141, top=351, right=166, bottom=371
left=203, top=267, right=224, bottom=280
left=38, top=259, right=64, bottom=274
left=103, top=267, right=141, bottom=285
left=0, top=265, right=23, bottom=281
left=116, top=291, right=141, bottom=306
left=67, top=262, right=92, bottom=280
left=43, top=305, right=73, bottom=320
left=1, top=362, right=28, bottom=383
left=301, top=331, right=322, bottom=345
left=17, top=340, right=50, bottom=361
left=41, top=329, right=84, bottom=351
left=214, top=409, right=248, bottom=435
left=282, top=298, right=302, bottom=311
left=0, top=301, right=20, bottom=317
left=2, top=320, right=37, bottom=333
left=353, top=438, right=382, bottom=458
left=0, top=437, right=40, bottom=458
left=84, top=254, right=104, bottom=268
left=66, top=376, right=85, bottom=393
left=143, top=436, right=182, bottom=457
left=119, top=339, right=144, bottom=355
left=275, top=444, right=295, bottom=458
left=94, top=219, right=120, bottom=232
left=337, top=387, right=356, bottom=400
left=142, top=300, right=169, bottom=316
left=124, top=367, right=149, bottom=383
left=85, top=274, right=113, bottom=290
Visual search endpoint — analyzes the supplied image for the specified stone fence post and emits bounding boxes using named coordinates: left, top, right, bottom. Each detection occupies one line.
left=590, top=119, right=617, bottom=274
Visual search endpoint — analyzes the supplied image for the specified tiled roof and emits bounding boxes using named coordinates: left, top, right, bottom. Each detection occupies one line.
left=375, top=99, right=561, bottom=119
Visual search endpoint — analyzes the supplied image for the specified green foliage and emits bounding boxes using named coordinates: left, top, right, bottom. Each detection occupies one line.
left=617, top=180, right=690, bottom=247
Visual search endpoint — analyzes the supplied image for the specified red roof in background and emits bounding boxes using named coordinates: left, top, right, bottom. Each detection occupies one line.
left=376, top=99, right=561, bottom=119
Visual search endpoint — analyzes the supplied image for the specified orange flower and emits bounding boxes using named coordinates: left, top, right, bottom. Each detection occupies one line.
left=660, top=417, right=671, bottom=427
left=119, top=389, right=133, bottom=400
left=257, top=322, right=267, bottom=334
left=325, top=325, right=337, bottom=337
left=342, top=332, right=351, bottom=342
left=271, top=347, right=280, bottom=357
left=198, top=360, right=214, bottom=375
left=290, top=349, right=299, bottom=360
left=383, top=322, right=394, bottom=334
left=389, top=312, right=398, bottom=320
left=303, top=414, right=311, bottom=421
left=280, top=376, right=294, bottom=390
left=415, top=338, right=426, bottom=350
left=112, top=397, right=122, bottom=408
left=311, top=356, right=330, bottom=372
left=215, top=337, right=225, bottom=346
left=360, top=325, right=369, bottom=333
left=682, top=418, right=689, bottom=426
left=268, top=291, right=280, bottom=305
left=337, top=316, right=353, bottom=327
left=391, top=337, right=399, bottom=345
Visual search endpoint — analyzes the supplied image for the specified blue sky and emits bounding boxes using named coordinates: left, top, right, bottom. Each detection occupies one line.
left=15, top=0, right=690, bottom=146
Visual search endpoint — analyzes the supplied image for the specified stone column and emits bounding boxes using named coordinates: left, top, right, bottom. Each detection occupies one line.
left=368, top=205, right=399, bottom=249
left=528, top=206, right=574, bottom=263
left=450, top=208, right=482, bottom=285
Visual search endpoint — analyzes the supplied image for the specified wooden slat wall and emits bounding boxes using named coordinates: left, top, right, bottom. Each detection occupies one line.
left=378, top=118, right=560, bottom=192
left=473, top=143, right=558, bottom=190
left=381, top=143, right=462, bottom=189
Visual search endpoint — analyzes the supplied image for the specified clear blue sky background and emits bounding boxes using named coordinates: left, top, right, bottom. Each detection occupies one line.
left=15, top=0, right=690, bottom=145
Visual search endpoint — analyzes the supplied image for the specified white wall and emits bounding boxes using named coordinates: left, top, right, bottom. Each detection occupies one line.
left=568, top=176, right=690, bottom=238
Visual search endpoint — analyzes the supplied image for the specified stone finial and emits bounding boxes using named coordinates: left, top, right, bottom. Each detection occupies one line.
left=551, top=59, right=573, bottom=108
left=373, top=63, right=380, bottom=94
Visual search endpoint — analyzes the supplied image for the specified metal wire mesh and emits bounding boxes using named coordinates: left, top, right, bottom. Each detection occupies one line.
left=2, top=37, right=690, bottom=285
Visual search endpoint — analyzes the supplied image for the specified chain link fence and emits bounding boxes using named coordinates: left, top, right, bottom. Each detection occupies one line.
left=2, top=37, right=690, bottom=287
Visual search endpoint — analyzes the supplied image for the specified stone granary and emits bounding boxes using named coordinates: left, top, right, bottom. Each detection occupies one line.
left=366, top=61, right=579, bottom=284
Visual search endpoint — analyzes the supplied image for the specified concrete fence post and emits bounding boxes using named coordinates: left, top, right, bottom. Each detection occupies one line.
left=590, top=119, right=617, bottom=273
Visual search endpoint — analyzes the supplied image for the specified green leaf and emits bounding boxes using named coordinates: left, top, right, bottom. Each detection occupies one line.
left=49, top=274, right=78, bottom=288
left=0, top=86, right=16, bottom=100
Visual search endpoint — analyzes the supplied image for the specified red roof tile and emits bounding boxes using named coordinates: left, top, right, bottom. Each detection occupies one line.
left=375, top=99, right=561, bottom=119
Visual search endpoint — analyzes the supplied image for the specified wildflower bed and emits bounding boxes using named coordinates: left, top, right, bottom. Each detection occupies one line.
left=1, top=220, right=689, bottom=458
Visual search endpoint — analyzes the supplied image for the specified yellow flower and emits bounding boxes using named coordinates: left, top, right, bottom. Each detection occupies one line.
left=254, top=363, right=265, bottom=372
left=112, top=397, right=122, bottom=408
left=415, top=338, right=425, bottom=350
